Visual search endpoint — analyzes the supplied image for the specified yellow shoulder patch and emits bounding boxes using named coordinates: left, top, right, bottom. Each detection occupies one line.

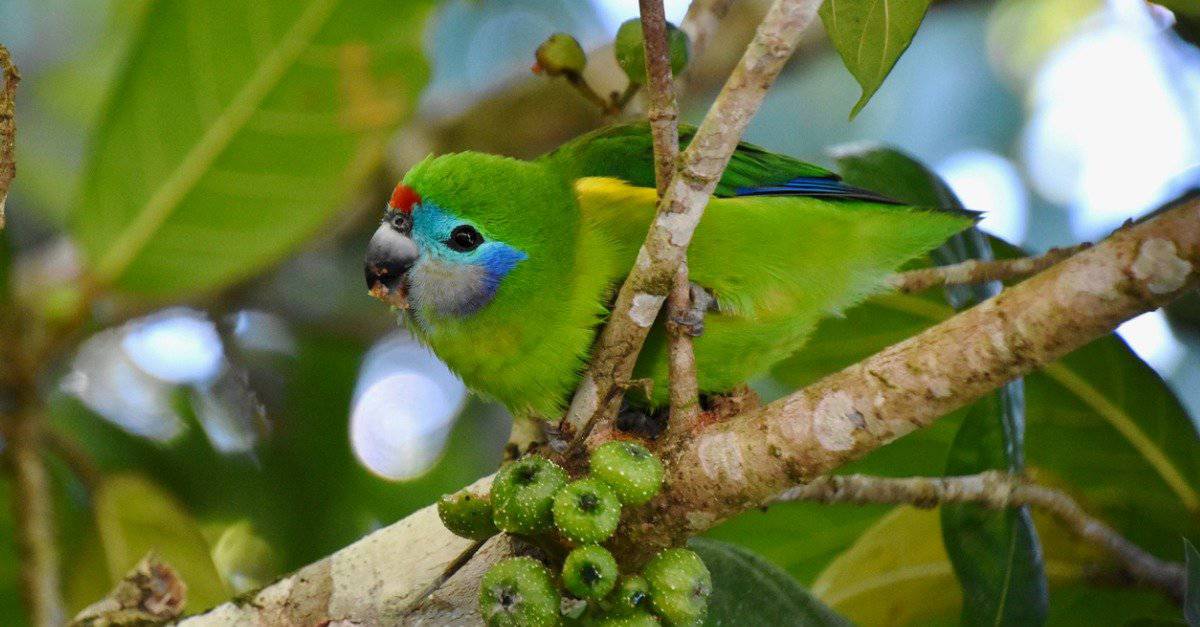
left=573, top=177, right=659, bottom=206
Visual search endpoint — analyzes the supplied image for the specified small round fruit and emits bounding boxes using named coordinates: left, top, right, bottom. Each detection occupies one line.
left=553, top=478, right=622, bottom=543
left=492, top=456, right=569, bottom=535
left=561, top=545, right=619, bottom=600
left=592, top=610, right=660, bottom=626
left=534, top=33, right=587, bottom=76
left=479, top=557, right=561, bottom=627
left=614, top=18, right=690, bottom=85
left=590, top=441, right=664, bottom=506
left=438, top=491, right=499, bottom=541
left=609, top=574, right=652, bottom=615
left=643, top=549, right=711, bottom=626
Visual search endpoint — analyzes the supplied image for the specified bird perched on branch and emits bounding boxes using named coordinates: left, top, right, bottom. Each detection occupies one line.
left=365, top=123, right=972, bottom=421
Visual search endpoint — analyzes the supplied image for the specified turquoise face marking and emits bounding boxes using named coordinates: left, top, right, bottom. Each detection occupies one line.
left=408, top=201, right=527, bottom=318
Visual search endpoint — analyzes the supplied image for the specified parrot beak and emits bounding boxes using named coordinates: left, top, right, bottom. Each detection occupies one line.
left=365, top=223, right=419, bottom=309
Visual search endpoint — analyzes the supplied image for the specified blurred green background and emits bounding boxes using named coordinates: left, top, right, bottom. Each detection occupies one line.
left=0, top=0, right=1197, bottom=624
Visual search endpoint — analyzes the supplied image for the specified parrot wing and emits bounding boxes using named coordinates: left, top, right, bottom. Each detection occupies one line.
left=574, top=177, right=974, bottom=399
left=544, top=121, right=897, bottom=202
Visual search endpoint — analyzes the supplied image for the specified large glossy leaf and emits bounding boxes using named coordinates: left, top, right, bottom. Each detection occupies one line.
left=942, top=395, right=1048, bottom=626
left=819, top=0, right=933, bottom=118
left=689, top=538, right=850, bottom=626
left=810, top=506, right=1178, bottom=625
left=832, top=144, right=1048, bottom=625
left=94, top=474, right=229, bottom=612
left=73, top=0, right=433, bottom=296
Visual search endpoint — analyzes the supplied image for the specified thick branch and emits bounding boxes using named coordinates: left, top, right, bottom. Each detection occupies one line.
left=889, top=244, right=1091, bottom=293
left=0, top=44, right=19, bottom=228
left=634, top=199, right=1200, bottom=551
left=777, top=472, right=1185, bottom=600
left=560, top=0, right=824, bottom=443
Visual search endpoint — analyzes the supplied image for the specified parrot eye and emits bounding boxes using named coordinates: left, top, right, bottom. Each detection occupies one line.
left=447, top=225, right=484, bottom=252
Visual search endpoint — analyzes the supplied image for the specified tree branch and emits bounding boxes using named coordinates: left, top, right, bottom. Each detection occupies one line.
left=559, top=0, right=825, bottom=446
left=889, top=244, right=1092, bottom=293
left=628, top=198, right=1200, bottom=552
left=776, top=471, right=1185, bottom=601
left=1, top=44, right=20, bottom=229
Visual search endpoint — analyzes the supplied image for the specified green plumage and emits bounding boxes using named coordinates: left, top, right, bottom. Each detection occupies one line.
left=398, top=123, right=972, bottom=419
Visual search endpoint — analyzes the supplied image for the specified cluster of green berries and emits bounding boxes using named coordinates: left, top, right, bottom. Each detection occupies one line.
left=438, top=442, right=712, bottom=625
left=532, top=18, right=691, bottom=86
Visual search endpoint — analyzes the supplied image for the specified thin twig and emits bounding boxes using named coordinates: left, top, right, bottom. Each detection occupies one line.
left=613, top=83, right=642, bottom=112
left=560, top=0, right=825, bottom=448
left=564, top=73, right=616, bottom=115
left=638, top=0, right=702, bottom=435
left=0, top=44, right=20, bottom=229
left=5, top=410, right=66, bottom=627
left=666, top=263, right=702, bottom=434
left=776, top=471, right=1186, bottom=602
left=639, top=0, right=680, bottom=195
left=44, top=429, right=103, bottom=493
left=889, top=244, right=1091, bottom=293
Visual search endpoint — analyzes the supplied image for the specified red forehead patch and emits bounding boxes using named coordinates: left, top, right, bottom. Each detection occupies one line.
left=389, top=184, right=421, bottom=214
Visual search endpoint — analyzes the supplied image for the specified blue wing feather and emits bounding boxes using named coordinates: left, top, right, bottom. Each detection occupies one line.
left=735, top=176, right=904, bottom=205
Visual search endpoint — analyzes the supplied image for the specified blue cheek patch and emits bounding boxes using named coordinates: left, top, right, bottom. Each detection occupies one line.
left=477, top=243, right=527, bottom=296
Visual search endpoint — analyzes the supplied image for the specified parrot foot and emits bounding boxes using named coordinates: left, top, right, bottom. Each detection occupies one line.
left=615, top=402, right=667, bottom=440
left=669, top=283, right=716, bottom=337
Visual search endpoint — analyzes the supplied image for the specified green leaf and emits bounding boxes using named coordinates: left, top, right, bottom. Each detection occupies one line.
left=830, top=143, right=1048, bottom=625
left=1187, top=539, right=1199, bottom=627
left=74, top=0, right=433, bottom=296
left=818, top=0, right=933, bottom=118
left=94, top=474, right=229, bottom=612
left=689, top=538, right=850, bottom=626
left=942, top=396, right=1049, bottom=626
left=808, top=505, right=1179, bottom=625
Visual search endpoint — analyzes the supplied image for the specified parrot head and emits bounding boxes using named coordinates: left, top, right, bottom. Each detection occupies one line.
left=364, top=152, right=579, bottom=325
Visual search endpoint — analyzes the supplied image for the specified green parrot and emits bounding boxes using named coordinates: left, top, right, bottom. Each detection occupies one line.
left=365, top=123, right=972, bottom=422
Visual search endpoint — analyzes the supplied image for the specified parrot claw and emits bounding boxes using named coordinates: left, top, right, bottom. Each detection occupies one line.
left=670, top=283, right=715, bottom=337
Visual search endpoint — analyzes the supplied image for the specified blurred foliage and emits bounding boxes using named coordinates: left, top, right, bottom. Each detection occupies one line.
left=90, top=474, right=229, bottom=612
left=73, top=0, right=434, bottom=297
left=1186, top=539, right=1199, bottom=625
left=50, top=334, right=508, bottom=616
left=0, top=0, right=1196, bottom=624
